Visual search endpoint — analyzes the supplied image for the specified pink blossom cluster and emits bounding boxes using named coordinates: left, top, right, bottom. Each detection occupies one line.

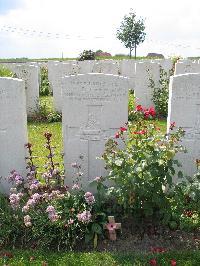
left=9, top=193, right=23, bottom=209
left=84, top=192, right=95, bottom=205
left=49, top=190, right=65, bottom=200
left=8, top=170, right=23, bottom=186
left=72, top=183, right=80, bottom=190
left=46, top=205, right=59, bottom=222
left=24, top=215, right=32, bottom=227
left=77, top=210, right=92, bottom=223
left=22, top=193, right=41, bottom=213
left=30, top=181, right=41, bottom=191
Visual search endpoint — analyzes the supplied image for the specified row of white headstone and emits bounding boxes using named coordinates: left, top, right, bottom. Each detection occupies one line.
left=0, top=59, right=199, bottom=193
left=48, top=59, right=173, bottom=112
left=1, top=59, right=173, bottom=116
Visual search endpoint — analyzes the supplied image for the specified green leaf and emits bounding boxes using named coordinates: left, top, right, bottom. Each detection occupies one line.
left=93, top=233, right=98, bottom=249
left=178, top=171, right=184, bottom=179
left=91, top=223, right=102, bottom=235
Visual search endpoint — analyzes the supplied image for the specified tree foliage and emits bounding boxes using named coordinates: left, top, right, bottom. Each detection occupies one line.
left=116, top=10, right=146, bottom=59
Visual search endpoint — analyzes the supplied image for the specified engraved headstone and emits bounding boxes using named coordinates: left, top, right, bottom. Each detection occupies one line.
left=62, top=73, right=129, bottom=188
left=174, top=62, right=200, bottom=75
left=0, top=78, right=28, bottom=193
left=48, top=62, right=79, bottom=112
left=167, top=73, right=200, bottom=178
left=135, top=62, right=160, bottom=107
left=4, top=64, right=39, bottom=116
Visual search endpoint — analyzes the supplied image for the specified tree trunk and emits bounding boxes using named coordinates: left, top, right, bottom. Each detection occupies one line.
left=134, top=44, right=137, bottom=59
left=129, top=48, right=132, bottom=59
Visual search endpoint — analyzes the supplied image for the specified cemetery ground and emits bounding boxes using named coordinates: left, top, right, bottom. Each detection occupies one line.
left=1, top=62, right=200, bottom=265
left=1, top=95, right=200, bottom=265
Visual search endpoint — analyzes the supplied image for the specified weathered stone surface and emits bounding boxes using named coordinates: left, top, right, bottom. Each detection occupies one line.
left=0, top=78, right=27, bottom=193
left=62, top=73, right=129, bottom=188
left=167, top=73, right=200, bottom=178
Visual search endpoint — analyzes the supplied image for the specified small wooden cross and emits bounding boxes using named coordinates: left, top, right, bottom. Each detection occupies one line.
left=104, top=216, right=121, bottom=241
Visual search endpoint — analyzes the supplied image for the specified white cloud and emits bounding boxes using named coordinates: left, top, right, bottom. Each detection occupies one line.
left=0, top=0, right=200, bottom=58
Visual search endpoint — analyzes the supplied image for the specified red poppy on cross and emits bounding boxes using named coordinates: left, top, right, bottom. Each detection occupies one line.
left=104, top=216, right=121, bottom=241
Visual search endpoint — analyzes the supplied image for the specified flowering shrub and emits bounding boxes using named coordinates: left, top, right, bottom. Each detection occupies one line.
left=169, top=165, right=200, bottom=231
left=102, top=119, right=185, bottom=222
left=39, top=66, right=51, bottom=96
left=149, top=66, right=171, bottom=118
left=129, top=103, right=156, bottom=122
left=0, top=132, right=106, bottom=250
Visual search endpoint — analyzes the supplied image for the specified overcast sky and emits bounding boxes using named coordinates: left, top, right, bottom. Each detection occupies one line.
left=0, top=0, right=200, bottom=59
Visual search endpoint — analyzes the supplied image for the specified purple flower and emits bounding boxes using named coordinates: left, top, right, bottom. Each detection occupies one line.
left=84, top=192, right=95, bottom=205
left=77, top=211, right=92, bottom=223
left=24, top=215, right=32, bottom=227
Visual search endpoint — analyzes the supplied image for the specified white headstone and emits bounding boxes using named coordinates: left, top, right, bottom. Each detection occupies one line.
left=119, top=60, right=136, bottom=90
left=175, top=62, right=200, bottom=75
left=3, top=64, right=39, bottom=116
left=135, top=62, right=160, bottom=108
left=62, top=73, right=129, bottom=188
left=50, top=62, right=79, bottom=112
left=167, top=73, right=200, bottom=178
left=77, top=60, right=95, bottom=74
left=0, top=78, right=28, bottom=193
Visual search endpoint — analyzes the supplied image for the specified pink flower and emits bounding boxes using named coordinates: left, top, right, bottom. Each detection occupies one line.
left=77, top=211, right=91, bottom=223
left=170, top=122, right=176, bottom=130
left=24, top=215, right=32, bottom=227
left=68, top=218, right=74, bottom=225
left=72, top=184, right=80, bottom=190
left=94, top=176, right=101, bottom=182
left=84, top=192, right=95, bottom=205
left=115, top=132, right=120, bottom=138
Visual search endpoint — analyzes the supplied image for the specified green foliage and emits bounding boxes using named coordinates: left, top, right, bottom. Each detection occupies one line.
left=1, top=249, right=200, bottom=266
left=169, top=169, right=200, bottom=231
left=78, top=50, right=96, bottom=61
left=116, top=9, right=146, bottom=58
left=39, top=66, right=51, bottom=96
left=2, top=133, right=106, bottom=250
left=150, top=66, right=171, bottom=118
left=0, top=65, right=14, bottom=77
left=28, top=97, right=62, bottom=123
left=102, top=118, right=185, bottom=222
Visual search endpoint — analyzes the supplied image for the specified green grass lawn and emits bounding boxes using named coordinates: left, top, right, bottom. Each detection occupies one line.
left=1, top=250, right=200, bottom=265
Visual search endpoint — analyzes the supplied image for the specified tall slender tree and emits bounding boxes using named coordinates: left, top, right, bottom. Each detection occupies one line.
left=116, top=10, right=146, bottom=59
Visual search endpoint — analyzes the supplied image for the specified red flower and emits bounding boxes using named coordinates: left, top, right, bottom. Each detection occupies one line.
left=144, top=110, right=150, bottom=119
left=149, top=107, right=156, bottom=117
left=149, top=258, right=157, bottom=265
left=120, top=127, right=127, bottom=132
left=170, top=259, right=177, bottom=266
left=170, top=122, right=176, bottom=130
left=133, top=130, right=147, bottom=135
left=151, top=247, right=166, bottom=253
left=115, top=132, right=120, bottom=138
left=136, top=105, right=143, bottom=112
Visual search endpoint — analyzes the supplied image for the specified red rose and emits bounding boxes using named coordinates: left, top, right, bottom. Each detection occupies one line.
left=149, top=258, right=157, bottom=265
left=136, top=105, right=143, bottom=112
left=120, top=127, right=127, bottom=132
left=149, top=107, right=156, bottom=117
left=170, top=259, right=177, bottom=266
left=115, top=132, right=120, bottom=138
